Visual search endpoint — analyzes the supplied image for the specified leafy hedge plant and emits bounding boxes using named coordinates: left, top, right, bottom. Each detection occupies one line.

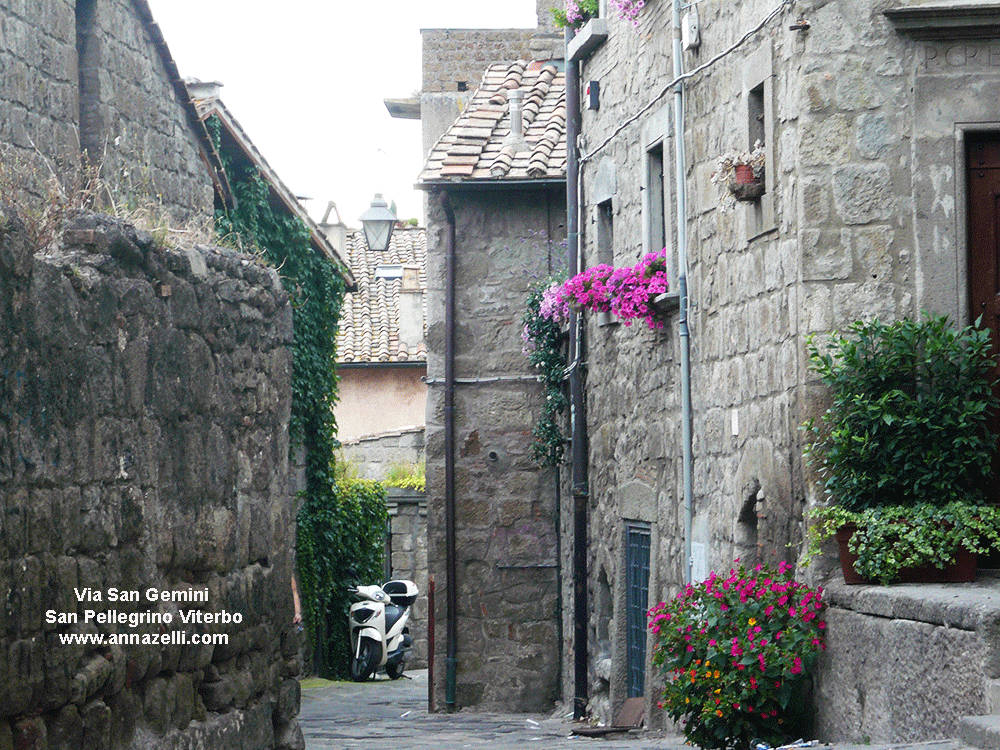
left=296, top=479, right=387, bottom=677
left=650, top=562, right=826, bottom=750
left=804, top=314, right=997, bottom=511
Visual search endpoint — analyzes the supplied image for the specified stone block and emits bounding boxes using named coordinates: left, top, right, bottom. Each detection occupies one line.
left=856, top=113, right=895, bottom=159
left=274, top=717, right=305, bottom=750
left=802, top=230, right=852, bottom=281
left=274, top=678, right=300, bottom=725
left=800, top=114, right=851, bottom=168
left=81, top=699, right=111, bottom=750
left=11, top=716, right=45, bottom=750
left=199, top=675, right=235, bottom=713
left=832, top=163, right=895, bottom=225
left=46, top=704, right=83, bottom=750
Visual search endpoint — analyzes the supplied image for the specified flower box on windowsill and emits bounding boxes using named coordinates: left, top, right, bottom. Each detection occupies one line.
left=567, top=18, right=609, bottom=61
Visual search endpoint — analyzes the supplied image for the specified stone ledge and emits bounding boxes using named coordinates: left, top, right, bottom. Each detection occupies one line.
left=960, top=715, right=1000, bottom=750
left=883, top=2, right=1000, bottom=39
left=567, top=18, right=608, bottom=61
left=822, top=571, right=1000, bottom=632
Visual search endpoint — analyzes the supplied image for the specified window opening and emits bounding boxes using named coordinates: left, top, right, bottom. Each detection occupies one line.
left=647, top=143, right=666, bottom=254
left=597, top=199, right=614, bottom=267
left=625, top=523, right=651, bottom=699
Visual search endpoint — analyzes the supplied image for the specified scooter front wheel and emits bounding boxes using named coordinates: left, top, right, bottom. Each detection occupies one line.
left=386, top=658, right=405, bottom=680
left=350, top=637, right=378, bottom=682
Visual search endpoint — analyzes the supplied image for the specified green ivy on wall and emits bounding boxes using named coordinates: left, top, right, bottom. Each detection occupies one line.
left=296, top=479, right=387, bottom=676
left=521, top=279, right=569, bottom=466
left=209, top=116, right=386, bottom=677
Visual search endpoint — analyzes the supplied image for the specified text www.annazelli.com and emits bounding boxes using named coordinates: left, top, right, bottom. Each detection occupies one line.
left=57, top=631, right=229, bottom=646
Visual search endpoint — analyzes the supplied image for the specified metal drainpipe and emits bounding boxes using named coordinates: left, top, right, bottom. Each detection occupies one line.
left=673, top=0, right=695, bottom=585
left=565, top=29, right=589, bottom=722
left=441, top=190, right=458, bottom=709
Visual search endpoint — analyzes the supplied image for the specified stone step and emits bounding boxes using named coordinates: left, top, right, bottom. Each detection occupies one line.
left=959, top=716, right=1000, bottom=750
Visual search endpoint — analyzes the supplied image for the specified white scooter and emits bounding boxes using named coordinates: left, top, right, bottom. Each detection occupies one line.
left=348, top=579, right=418, bottom=681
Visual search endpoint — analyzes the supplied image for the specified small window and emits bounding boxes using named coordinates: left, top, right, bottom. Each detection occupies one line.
left=646, top=143, right=666, bottom=255
left=456, top=81, right=468, bottom=92
left=748, top=83, right=765, bottom=152
left=596, top=199, right=613, bottom=267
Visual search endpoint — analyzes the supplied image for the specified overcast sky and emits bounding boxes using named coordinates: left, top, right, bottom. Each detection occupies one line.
left=145, top=1, right=538, bottom=228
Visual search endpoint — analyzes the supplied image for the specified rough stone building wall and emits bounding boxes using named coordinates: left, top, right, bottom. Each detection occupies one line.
left=570, top=0, right=1000, bottom=736
left=424, top=188, right=566, bottom=712
left=0, top=211, right=302, bottom=749
left=421, top=29, right=537, bottom=94
left=0, top=0, right=214, bottom=221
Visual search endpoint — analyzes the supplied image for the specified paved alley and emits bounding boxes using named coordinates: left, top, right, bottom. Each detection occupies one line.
left=298, top=669, right=686, bottom=750
left=298, top=670, right=978, bottom=750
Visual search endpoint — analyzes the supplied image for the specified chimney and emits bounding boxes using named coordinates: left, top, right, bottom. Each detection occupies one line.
left=503, top=88, right=529, bottom=152
left=319, top=200, right=348, bottom=256
left=184, top=78, right=223, bottom=102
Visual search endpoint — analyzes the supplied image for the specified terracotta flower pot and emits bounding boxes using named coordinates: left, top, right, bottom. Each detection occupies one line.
left=734, top=164, right=755, bottom=184
left=835, top=522, right=978, bottom=585
left=727, top=165, right=765, bottom=201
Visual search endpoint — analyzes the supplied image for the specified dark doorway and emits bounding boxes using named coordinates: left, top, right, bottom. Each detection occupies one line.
left=625, top=523, right=650, bottom=699
left=966, top=134, right=1000, bottom=496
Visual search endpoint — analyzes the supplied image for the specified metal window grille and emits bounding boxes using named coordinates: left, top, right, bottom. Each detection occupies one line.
left=626, top=523, right=651, bottom=698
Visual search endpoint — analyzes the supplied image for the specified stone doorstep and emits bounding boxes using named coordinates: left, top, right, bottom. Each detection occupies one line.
left=961, top=716, right=1000, bottom=750
left=822, top=571, right=1000, bottom=631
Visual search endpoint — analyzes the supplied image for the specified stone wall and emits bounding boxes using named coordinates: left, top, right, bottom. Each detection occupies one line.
left=569, top=0, right=1000, bottom=730
left=815, top=579, right=1000, bottom=742
left=339, top=427, right=425, bottom=482
left=0, top=210, right=302, bottom=749
left=424, top=188, right=566, bottom=712
left=0, top=0, right=214, bottom=221
left=386, top=488, right=428, bottom=670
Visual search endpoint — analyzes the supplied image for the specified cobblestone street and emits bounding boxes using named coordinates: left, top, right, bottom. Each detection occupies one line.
left=298, top=670, right=978, bottom=750
left=299, top=670, right=687, bottom=750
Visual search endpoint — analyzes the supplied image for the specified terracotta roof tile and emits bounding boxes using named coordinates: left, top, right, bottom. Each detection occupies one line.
left=335, top=226, right=427, bottom=365
left=419, top=60, right=566, bottom=185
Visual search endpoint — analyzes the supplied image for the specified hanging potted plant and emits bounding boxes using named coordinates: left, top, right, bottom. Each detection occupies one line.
left=802, top=314, right=1000, bottom=585
left=712, top=142, right=765, bottom=203
left=552, top=0, right=600, bottom=29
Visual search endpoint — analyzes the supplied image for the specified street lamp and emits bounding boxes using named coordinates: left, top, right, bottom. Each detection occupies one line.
left=359, top=193, right=398, bottom=252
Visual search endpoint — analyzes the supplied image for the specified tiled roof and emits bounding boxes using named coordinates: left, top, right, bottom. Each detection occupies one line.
left=418, top=60, right=567, bottom=185
left=337, top=226, right=427, bottom=364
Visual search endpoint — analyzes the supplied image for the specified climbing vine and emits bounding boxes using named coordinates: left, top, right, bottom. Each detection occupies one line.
left=209, top=116, right=386, bottom=677
left=521, top=278, right=569, bottom=466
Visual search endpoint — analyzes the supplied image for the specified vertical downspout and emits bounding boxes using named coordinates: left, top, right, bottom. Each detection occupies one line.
left=565, top=28, right=589, bottom=721
left=441, top=191, right=458, bottom=709
left=673, top=0, right=694, bottom=585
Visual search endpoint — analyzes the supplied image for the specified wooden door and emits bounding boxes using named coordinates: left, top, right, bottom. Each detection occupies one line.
left=967, top=137, right=1000, bottom=495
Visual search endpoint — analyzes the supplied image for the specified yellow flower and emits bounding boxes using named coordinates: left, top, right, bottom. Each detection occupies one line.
left=748, top=618, right=757, bottom=626
left=714, top=670, right=720, bottom=679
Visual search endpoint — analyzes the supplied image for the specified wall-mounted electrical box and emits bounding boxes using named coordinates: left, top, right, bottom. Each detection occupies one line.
left=586, top=80, right=600, bottom=110
left=682, top=7, right=700, bottom=50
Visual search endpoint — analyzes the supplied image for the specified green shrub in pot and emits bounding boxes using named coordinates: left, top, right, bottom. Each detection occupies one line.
left=803, top=313, right=1000, bottom=584
left=804, top=313, right=996, bottom=512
